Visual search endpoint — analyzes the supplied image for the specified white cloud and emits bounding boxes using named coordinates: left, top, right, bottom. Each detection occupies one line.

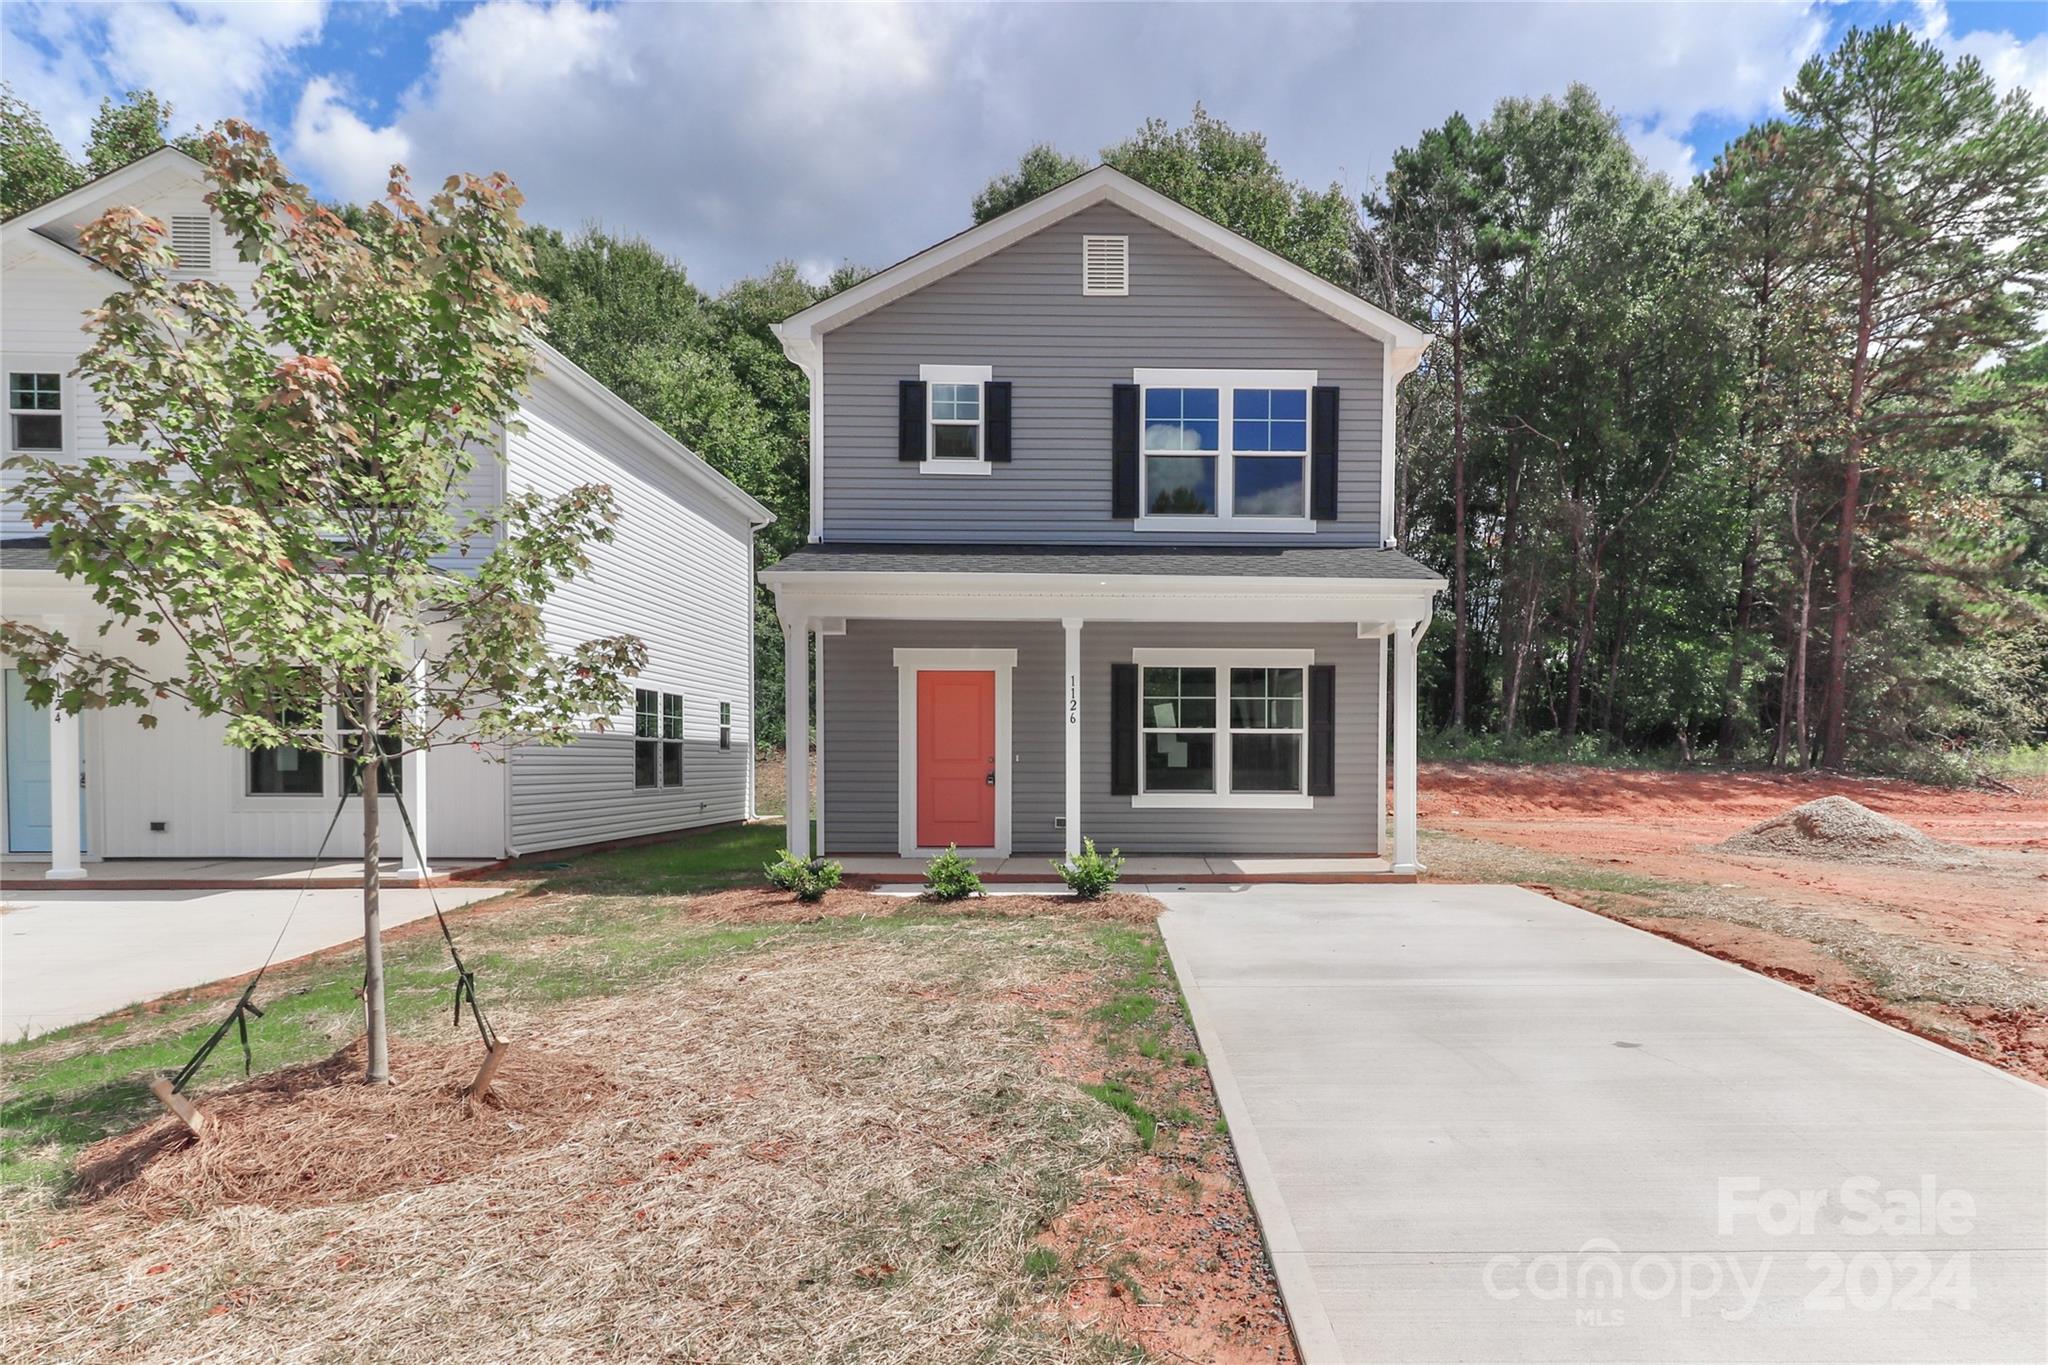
left=1914, top=0, right=2048, bottom=106
left=1626, top=119, right=1702, bottom=183
left=290, top=78, right=411, bottom=204
left=3, top=1, right=327, bottom=152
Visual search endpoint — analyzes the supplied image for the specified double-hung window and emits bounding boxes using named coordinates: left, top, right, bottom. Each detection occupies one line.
left=1133, top=651, right=1313, bottom=807
left=8, top=371, right=63, bottom=453
left=918, top=363, right=993, bottom=472
left=1136, top=369, right=1314, bottom=530
left=635, top=687, right=685, bottom=788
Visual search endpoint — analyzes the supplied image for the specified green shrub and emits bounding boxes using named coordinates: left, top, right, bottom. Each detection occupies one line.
left=922, top=844, right=983, bottom=900
left=764, top=849, right=842, bottom=903
left=1053, top=837, right=1123, bottom=899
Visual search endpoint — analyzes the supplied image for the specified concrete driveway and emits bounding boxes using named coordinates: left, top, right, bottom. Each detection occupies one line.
left=1160, top=884, right=2047, bottom=1364
left=0, top=883, right=506, bottom=1040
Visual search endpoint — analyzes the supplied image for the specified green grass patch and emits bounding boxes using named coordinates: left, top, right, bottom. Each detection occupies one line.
left=1079, top=1079, right=1158, bottom=1149
left=520, top=820, right=795, bottom=896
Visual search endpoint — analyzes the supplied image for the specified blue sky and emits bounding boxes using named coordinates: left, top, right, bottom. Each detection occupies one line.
left=5, top=1, right=2044, bottom=289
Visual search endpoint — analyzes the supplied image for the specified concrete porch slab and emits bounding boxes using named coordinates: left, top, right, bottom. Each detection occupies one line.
left=1, top=856, right=500, bottom=891
left=831, top=853, right=1408, bottom=885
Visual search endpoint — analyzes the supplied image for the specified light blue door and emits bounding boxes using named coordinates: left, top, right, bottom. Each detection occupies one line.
left=5, top=669, right=84, bottom=854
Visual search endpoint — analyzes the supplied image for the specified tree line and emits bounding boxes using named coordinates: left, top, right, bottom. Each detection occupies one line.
left=5, top=21, right=2042, bottom=776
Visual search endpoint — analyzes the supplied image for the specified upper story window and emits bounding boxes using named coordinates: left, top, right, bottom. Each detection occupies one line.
left=8, top=372, right=63, bottom=453
left=914, top=363, right=996, bottom=475
left=1135, top=369, right=1316, bottom=531
left=930, top=382, right=981, bottom=460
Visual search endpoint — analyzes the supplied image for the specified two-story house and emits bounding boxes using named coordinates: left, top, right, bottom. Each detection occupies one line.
left=1, top=147, right=771, bottom=880
left=763, top=166, right=1443, bottom=873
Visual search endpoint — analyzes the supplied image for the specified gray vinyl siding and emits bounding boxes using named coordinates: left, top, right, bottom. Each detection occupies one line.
left=819, top=203, right=1385, bottom=545
left=820, top=619, right=1381, bottom=856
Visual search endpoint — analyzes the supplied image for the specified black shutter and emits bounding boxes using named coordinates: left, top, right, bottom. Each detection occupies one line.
left=1111, top=383, right=1140, bottom=519
left=898, top=380, right=926, bottom=462
left=1307, top=664, right=1336, bottom=797
left=1310, top=385, right=1340, bottom=520
left=985, top=380, right=1012, bottom=462
left=1110, top=663, right=1139, bottom=795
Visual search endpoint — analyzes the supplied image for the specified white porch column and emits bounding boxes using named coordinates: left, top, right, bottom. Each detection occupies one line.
left=1391, top=618, right=1423, bottom=874
left=783, top=617, right=810, bottom=858
left=45, top=699, right=85, bottom=881
left=397, top=643, right=430, bottom=879
left=1062, top=617, right=1081, bottom=862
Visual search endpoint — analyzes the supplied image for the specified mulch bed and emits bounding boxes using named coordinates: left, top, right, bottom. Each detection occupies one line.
left=73, top=1037, right=612, bottom=1215
left=678, top=885, right=1166, bottom=925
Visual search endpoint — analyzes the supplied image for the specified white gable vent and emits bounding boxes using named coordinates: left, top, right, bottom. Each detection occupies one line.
left=1081, top=234, right=1128, bottom=296
left=169, top=215, right=212, bottom=272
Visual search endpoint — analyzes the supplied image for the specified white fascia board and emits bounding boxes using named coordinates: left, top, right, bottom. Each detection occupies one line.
left=761, top=568, right=1442, bottom=627
left=4, top=229, right=104, bottom=282
left=1, top=147, right=205, bottom=240
left=529, top=339, right=774, bottom=529
left=773, top=166, right=1433, bottom=359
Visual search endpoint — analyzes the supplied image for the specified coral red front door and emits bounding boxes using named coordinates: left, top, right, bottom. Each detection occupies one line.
left=916, top=669, right=996, bottom=849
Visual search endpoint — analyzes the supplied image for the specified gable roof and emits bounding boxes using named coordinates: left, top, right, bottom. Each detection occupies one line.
left=772, top=165, right=1433, bottom=378
left=0, top=148, right=772, bottom=533
left=3, top=145, right=208, bottom=244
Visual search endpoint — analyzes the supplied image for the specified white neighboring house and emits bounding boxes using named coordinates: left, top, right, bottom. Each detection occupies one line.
left=0, top=148, right=771, bottom=878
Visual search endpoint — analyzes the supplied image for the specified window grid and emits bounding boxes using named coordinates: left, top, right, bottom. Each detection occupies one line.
left=1138, top=376, right=1311, bottom=522
left=719, top=701, right=732, bottom=751
left=928, top=382, right=982, bottom=460
left=339, top=688, right=403, bottom=796
left=635, top=687, right=685, bottom=789
left=248, top=703, right=325, bottom=797
left=8, top=371, right=63, bottom=453
left=1138, top=664, right=1308, bottom=797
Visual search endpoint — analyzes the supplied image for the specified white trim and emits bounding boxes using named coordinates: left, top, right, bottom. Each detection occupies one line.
left=804, top=346, right=824, bottom=541
left=1062, top=618, right=1081, bottom=862
left=1133, top=368, right=1317, bottom=532
left=813, top=628, right=826, bottom=854
left=919, top=363, right=992, bottom=473
left=1379, top=344, right=1397, bottom=548
left=1131, top=647, right=1314, bottom=668
left=0, top=146, right=204, bottom=239
left=4, top=357, right=73, bottom=461
left=774, top=166, right=1431, bottom=355
left=1130, top=649, right=1315, bottom=810
left=892, top=647, right=1015, bottom=858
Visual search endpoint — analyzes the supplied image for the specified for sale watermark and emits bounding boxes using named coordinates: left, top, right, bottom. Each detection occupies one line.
left=1483, top=1176, right=1978, bottom=1325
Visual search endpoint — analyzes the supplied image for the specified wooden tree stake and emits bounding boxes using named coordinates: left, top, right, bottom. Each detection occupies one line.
left=150, top=1078, right=207, bottom=1136
left=464, top=1040, right=511, bottom=1108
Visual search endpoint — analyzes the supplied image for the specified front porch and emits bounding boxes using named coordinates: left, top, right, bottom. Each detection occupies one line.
left=762, top=543, right=1446, bottom=874
left=835, top=853, right=1409, bottom=885
left=0, top=855, right=499, bottom=891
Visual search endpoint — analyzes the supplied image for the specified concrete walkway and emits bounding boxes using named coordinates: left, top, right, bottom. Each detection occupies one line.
left=0, top=883, right=506, bottom=1040
left=1160, top=884, right=2047, bottom=1364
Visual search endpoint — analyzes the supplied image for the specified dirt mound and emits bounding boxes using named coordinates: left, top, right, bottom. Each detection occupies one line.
left=73, top=1036, right=611, bottom=1214
left=1718, top=796, right=1972, bottom=867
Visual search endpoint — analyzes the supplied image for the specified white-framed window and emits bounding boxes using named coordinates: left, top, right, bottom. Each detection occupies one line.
left=339, top=687, right=403, bottom=796
left=918, top=363, right=993, bottom=475
left=247, top=700, right=326, bottom=798
left=1135, top=368, right=1315, bottom=532
left=719, top=700, right=732, bottom=751
left=1133, top=648, right=1313, bottom=808
left=7, top=370, right=64, bottom=454
left=635, top=687, right=684, bottom=789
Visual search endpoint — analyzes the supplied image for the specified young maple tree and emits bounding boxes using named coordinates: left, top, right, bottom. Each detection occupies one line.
left=0, top=124, right=644, bottom=1083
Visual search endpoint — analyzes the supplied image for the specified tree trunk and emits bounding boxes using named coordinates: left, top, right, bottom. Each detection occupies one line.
left=1771, top=603, right=1795, bottom=768
left=1716, top=501, right=1764, bottom=762
left=1449, top=284, right=1470, bottom=730
left=1821, top=187, right=1880, bottom=769
left=360, top=670, right=390, bottom=1085
left=1791, top=561, right=1815, bottom=770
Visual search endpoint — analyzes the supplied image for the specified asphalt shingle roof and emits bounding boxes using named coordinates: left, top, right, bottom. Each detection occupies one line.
left=0, top=537, right=53, bottom=571
left=765, top=541, right=1444, bottom=582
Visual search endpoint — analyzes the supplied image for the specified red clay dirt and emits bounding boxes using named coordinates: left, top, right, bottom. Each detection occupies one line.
left=1422, top=761, right=2048, bottom=1080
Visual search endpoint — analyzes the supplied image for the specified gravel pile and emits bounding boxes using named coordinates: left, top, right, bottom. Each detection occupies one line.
left=1719, top=795, right=1972, bottom=867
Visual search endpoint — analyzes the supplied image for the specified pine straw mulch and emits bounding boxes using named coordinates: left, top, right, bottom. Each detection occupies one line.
left=674, top=885, right=1167, bottom=925
left=70, top=1039, right=613, bottom=1216
left=5, top=922, right=1182, bottom=1363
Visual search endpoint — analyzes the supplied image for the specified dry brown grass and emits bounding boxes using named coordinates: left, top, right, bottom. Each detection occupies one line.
left=4, top=923, right=1147, bottom=1363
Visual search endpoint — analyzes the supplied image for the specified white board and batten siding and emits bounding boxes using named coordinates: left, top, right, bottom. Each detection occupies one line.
left=504, top=369, right=759, bottom=855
